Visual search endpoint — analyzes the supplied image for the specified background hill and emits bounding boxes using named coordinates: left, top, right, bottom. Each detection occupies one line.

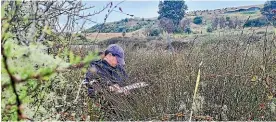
left=84, top=4, right=264, bottom=34
left=84, top=17, right=157, bottom=33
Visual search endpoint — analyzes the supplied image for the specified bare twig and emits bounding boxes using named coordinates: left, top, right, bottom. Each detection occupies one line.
left=93, top=0, right=128, bottom=42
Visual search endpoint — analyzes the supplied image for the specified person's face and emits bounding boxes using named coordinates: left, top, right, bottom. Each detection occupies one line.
left=106, top=53, right=118, bottom=67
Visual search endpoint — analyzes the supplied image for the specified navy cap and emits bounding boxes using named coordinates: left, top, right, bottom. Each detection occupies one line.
left=106, top=44, right=125, bottom=65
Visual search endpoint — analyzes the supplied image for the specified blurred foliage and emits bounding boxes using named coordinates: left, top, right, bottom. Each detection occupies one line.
left=1, top=1, right=98, bottom=121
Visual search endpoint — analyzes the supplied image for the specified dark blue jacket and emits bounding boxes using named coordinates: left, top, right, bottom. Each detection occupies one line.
left=84, top=59, right=128, bottom=96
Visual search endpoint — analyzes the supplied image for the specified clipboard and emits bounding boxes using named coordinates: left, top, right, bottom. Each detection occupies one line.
left=115, top=82, right=149, bottom=93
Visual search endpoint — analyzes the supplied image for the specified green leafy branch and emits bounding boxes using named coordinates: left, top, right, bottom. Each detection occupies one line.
left=1, top=38, right=97, bottom=120
left=1, top=3, right=98, bottom=119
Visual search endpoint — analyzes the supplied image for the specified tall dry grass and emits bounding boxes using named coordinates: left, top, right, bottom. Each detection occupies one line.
left=45, top=32, right=275, bottom=121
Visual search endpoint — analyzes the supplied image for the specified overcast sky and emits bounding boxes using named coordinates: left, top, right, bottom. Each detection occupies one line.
left=66, top=0, right=266, bottom=30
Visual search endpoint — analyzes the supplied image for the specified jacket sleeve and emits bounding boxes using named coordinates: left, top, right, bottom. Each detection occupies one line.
left=84, top=63, right=101, bottom=97
left=115, top=66, right=128, bottom=87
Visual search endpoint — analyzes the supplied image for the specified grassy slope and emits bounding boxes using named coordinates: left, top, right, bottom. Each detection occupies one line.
left=84, top=4, right=273, bottom=41
left=85, top=18, right=156, bottom=33
left=85, top=4, right=263, bottom=33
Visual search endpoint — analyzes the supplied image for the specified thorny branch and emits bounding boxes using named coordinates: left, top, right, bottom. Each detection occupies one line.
left=1, top=62, right=90, bottom=89
left=93, top=0, right=136, bottom=42
left=1, top=46, right=23, bottom=121
left=1, top=1, right=109, bottom=120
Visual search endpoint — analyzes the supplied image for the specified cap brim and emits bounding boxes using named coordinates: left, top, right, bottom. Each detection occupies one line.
left=116, top=56, right=125, bottom=66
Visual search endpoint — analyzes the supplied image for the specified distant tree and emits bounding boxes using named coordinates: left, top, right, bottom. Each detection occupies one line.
left=180, top=18, right=191, bottom=31
left=206, top=26, right=213, bottom=33
left=118, top=26, right=125, bottom=32
left=211, top=17, right=219, bottom=30
left=226, top=16, right=230, bottom=21
left=149, top=27, right=161, bottom=36
left=261, top=1, right=276, bottom=26
left=122, top=30, right=126, bottom=37
left=193, top=16, right=203, bottom=24
left=219, top=16, right=226, bottom=29
left=159, top=17, right=175, bottom=33
left=228, top=19, right=235, bottom=29
left=233, top=17, right=242, bottom=29
left=244, top=17, right=269, bottom=27
left=158, top=0, right=188, bottom=28
left=184, top=26, right=192, bottom=34
left=124, top=18, right=129, bottom=22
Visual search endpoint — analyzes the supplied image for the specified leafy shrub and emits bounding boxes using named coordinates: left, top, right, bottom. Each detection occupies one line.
left=180, top=18, right=191, bottom=31
left=184, top=27, right=192, bottom=34
left=122, top=31, right=126, bottom=37
left=118, top=26, right=125, bottom=32
left=193, top=16, right=203, bottom=24
left=149, top=27, right=161, bottom=36
left=159, top=17, right=175, bottom=33
left=256, top=31, right=266, bottom=35
left=174, top=26, right=184, bottom=33
left=244, top=18, right=269, bottom=27
left=207, top=26, right=213, bottom=33
left=226, top=16, right=230, bottom=21
left=241, top=11, right=257, bottom=14
left=124, top=18, right=129, bottom=22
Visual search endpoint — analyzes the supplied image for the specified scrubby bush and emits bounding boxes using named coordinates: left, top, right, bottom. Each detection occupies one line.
left=244, top=18, right=269, bottom=27
left=184, top=27, right=192, bottom=34
left=174, top=26, right=184, bottom=33
left=159, top=17, right=175, bottom=33
left=122, top=31, right=126, bottom=37
left=124, top=18, right=129, bottom=22
left=241, top=11, right=257, bottom=14
left=149, top=27, right=161, bottom=36
left=180, top=18, right=191, bottom=30
left=226, top=16, right=230, bottom=21
left=211, top=17, right=219, bottom=30
left=193, top=16, right=203, bottom=24
left=206, top=26, right=213, bottom=33
left=219, top=16, right=226, bottom=29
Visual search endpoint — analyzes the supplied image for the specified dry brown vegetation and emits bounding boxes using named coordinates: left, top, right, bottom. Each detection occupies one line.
left=2, top=1, right=275, bottom=121
left=46, top=30, right=276, bottom=121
